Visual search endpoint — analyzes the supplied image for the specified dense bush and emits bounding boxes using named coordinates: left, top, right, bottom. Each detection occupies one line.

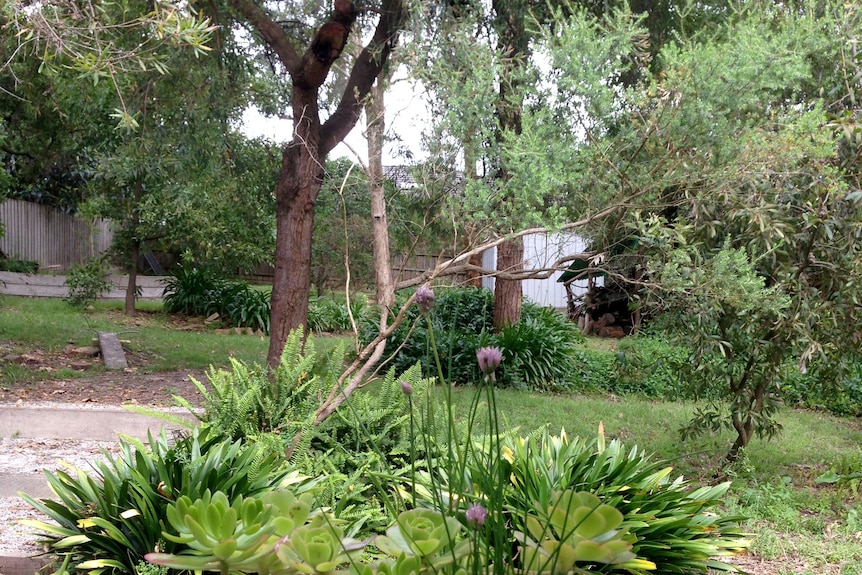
left=162, top=266, right=271, bottom=333
left=500, top=429, right=749, bottom=572
left=175, top=329, right=431, bottom=533
left=495, top=305, right=583, bottom=391
left=362, top=287, right=583, bottom=391
left=307, top=293, right=372, bottom=333
left=779, top=361, right=862, bottom=417
left=610, top=335, right=690, bottom=398
left=161, top=266, right=222, bottom=316
left=21, top=427, right=289, bottom=575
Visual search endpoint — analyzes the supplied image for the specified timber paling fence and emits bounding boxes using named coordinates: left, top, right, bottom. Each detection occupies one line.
left=0, top=199, right=113, bottom=272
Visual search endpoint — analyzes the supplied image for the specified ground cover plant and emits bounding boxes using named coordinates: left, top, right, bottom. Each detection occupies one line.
left=138, top=329, right=749, bottom=575
left=20, top=426, right=294, bottom=575
left=162, top=267, right=272, bottom=334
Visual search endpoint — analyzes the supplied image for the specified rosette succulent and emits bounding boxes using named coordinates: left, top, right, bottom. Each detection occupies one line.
left=276, top=521, right=364, bottom=575
left=148, top=490, right=276, bottom=572
left=516, top=490, right=656, bottom=575
left=374, top=509, right=470, bottom=572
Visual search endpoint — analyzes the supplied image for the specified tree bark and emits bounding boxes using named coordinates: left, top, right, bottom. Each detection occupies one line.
left=267, top=132, right=322, bottom=368
left=124, top=181, right=143, bottom=316
left=493, top=237, right=523, bottom=329
left=368, top=79, right=395, bottom=315
left=125, top=245, right=138, bottom=316
left=491, top=0, right=528, bottom=331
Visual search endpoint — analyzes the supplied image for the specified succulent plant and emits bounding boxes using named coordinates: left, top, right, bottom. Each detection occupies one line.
left=373, top=509, right=470, bottom=573
left=146, top=489, right=364, bottom=575
left=515, top=490, right=656, bottom=575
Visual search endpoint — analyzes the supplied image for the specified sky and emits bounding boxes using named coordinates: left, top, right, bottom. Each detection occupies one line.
left=239, top=75, right=431, bottom=167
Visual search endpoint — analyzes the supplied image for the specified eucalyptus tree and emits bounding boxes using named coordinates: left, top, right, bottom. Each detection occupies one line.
left=7, top=0, right=411, bottom=362
left=224, top=0, right=410, bottom=367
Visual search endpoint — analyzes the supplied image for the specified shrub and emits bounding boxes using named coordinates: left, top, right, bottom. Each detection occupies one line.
left=0, top=257, right=39, bottom=273
left=162, top=266, right=272, bottom=333
left=175, top=329, right=431, bottom=535
left=610, top=335, right=690, bottom=398
left=571, top=347, right=617, bottom=392
left=308, top=293, right=372, bottom=333
left=502, top=429, right=749, bottom=573
left=64, top=256, right=113, bottom=308
left=780, top=360, right=862, bottom=417
left=362, top=287, right=583, bottom=391
left=222, top=284, right=271, bottom=333
left=162, top=266, right=221, bottom=316
left=21, top=427, right=289, bottom=575
left=495, top=305, right=583, bottom=391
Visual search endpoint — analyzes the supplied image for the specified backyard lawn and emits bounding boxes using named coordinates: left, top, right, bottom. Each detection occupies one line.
left=2, top=295, right=862, bottom=574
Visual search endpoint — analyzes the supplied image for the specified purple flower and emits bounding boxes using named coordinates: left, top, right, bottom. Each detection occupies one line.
left=400, top=380, right=413, bottom=396
left=466, top=503, right=487, bottom=527
left=476, top=346, right=503, bottom=375
left=414, top=285, right=435, bottom=315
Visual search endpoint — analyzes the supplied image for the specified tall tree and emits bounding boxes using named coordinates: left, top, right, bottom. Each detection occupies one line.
left=227, top=0, right=408, bottom=367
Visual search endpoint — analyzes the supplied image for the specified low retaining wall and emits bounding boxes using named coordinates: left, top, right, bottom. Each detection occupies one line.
left=0, top=272, right=167, bottom=300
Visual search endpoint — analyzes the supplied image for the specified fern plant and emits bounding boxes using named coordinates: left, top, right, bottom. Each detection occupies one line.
left=176, top=329, right=325, bottom=457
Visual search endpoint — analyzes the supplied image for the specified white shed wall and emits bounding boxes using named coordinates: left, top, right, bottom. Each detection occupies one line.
left=481, top=232, right=594, bottom=309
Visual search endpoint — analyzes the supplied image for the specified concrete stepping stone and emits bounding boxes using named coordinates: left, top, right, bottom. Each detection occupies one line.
left=97, top=332, right=128, bottom=370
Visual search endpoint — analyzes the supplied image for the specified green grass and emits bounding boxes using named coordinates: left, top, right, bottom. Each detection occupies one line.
left=0, top=296, right=349, bottom=379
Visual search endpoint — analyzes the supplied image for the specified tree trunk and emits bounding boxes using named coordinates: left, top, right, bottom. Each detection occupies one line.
left=490, top=1, right=528, bottom=332
left=493, top=237, right=523, bottom=330
left=125, top=244, right=138, bottom=316
left=267, top=95, right=324, bottom=367
left=368, top=80, right=395, bottom=315
left=124, top=181, right=143, bottom=316
left=229, top=0, right=406, bottom=368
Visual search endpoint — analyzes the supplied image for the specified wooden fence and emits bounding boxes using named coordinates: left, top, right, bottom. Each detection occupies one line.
left=0, top=199, right=113, bottom=272
left=391, top=252, right=467, bottom=285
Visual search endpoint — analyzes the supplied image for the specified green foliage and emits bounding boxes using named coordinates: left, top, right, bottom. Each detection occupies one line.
left=0, top=257, right=39, bottom=273
left=308, top=293, right=373, bottom=334
left=502, top=429, right=750, bottom=573
left=816, top=448, right=862, bottom=496
left=495, top=305, right=583, bottom=391
left=162, top=266, right=221, bottom=316
left=780, top=361, right=862, bottom=417
left=162, top=267, right=271, bottom=333
left=147, top=487, right=363, bottom=575
left=610, top=336, right=691, bottom=399
left=316, top=364, right=430, bottom=469
left=20, top=427, right=288, bottom=575
left=515, top=490, right=650, bottom=574
left=178, top=330, right=323, bottom=454
left=64, top=256, right=113, bottom=308
left=644, top=244, right=795, bottom=453
left=372, top=508, right=470, bottom=572
left=177, top=331, right=430, bottom=535
left=363, top=287, right=583, bottom=391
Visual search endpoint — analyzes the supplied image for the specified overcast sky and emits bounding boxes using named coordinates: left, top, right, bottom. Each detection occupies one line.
left=239, top=75, right=431, bottom=167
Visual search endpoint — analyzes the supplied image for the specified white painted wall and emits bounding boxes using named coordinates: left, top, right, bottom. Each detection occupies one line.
left=481, top=232, right=594, bottom=309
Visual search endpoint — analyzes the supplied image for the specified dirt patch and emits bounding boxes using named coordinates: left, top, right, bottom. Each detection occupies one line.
left=0, top=369, right=209, bottom=406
